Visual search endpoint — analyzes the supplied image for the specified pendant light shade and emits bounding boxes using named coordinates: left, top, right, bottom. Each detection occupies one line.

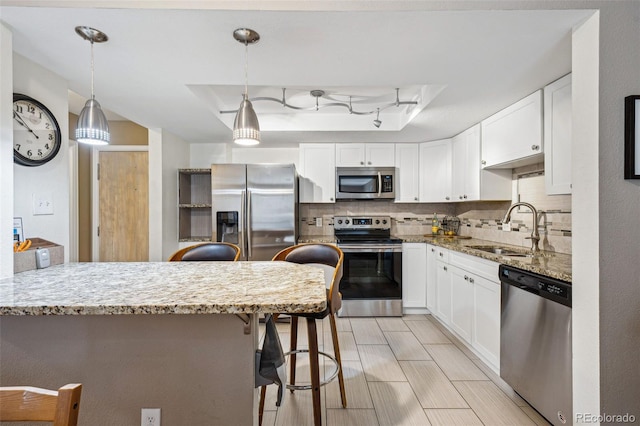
left=233, top=28, right=260, bottom=146
left=76, top=98, right=110, bottom=145
left=233, top=96, right=260, bottom=146
left=75, top=26, right=110, bottom=145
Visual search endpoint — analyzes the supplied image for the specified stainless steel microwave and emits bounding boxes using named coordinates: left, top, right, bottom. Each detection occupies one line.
left=335, top=167, right=396, bottom=200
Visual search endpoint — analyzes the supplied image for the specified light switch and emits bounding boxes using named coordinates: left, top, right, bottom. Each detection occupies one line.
left=33, top=192, right=54, bottom=215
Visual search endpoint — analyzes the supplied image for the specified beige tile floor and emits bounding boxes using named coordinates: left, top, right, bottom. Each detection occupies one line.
left=259, top=314, right=551, bottom=426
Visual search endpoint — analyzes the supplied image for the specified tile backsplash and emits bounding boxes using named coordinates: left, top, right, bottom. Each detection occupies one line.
left=299, top=163, right=572, bottom=254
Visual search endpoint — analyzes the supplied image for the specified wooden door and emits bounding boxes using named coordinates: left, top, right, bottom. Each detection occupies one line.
left=98, top=151, right=149, bottom=261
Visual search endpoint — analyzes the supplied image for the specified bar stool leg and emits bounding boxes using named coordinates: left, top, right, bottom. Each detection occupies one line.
left=329, top=312, right=347, bottom=408
left=289, top=316, right=298, bottom=392
left=258, top=385, right=267, bottom=426
left=306, top=317, right=322, bottom=426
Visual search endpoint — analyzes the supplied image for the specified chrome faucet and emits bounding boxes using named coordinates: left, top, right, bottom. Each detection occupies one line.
left=503, top=202, right=540, bottom=252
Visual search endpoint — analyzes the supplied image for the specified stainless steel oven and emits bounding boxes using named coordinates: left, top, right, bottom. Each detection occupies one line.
left=335, top=167, right=395, bottom=200
left=335, top=216, right=402, bottom=317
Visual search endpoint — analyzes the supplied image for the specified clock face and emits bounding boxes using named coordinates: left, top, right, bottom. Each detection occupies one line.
left=13, top=93, right=62, bottom=167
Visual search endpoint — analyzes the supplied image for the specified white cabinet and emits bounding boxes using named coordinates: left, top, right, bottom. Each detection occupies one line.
left=395, top=144, right=420, bottom=202
left=335, top=143, right=395, bottom=167
left=402, top=243, right=427, bottom=312
left=451, top=124, right=511, bottom=202
left=481, top=90, right=543, bottom=169
left=426, top=244, right=437, bottom=313
left=419, top=139, right=452, bottom=202
left=472, top=274, right=501, bottom=368
left=434, top=247, right=451, bottom=323
left=449, top=265, right=473, bottom=342
left=544, top=74, right=572, bottom=195
left=299, top=144, right=336, bottom=203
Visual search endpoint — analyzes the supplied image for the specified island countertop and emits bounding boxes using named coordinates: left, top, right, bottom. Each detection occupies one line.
left=0, top=261, right=327, bottom=316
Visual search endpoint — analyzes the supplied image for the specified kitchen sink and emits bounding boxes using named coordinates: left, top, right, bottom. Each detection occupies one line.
left=468, top=245, right=534, bottom=257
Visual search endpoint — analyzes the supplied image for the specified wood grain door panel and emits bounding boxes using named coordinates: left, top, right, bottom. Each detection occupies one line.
left=99, top=151, right=149, bottom=261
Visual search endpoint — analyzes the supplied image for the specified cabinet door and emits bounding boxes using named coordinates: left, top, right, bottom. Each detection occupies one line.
left=402, top=243, right=427, bottom=309
left=451, top=132, right=467, bottom=202
left=435, top=261, right=451, bottom=325
left=419, top=139, right=452, bottom=202
left=395, top=144, right=420, bottom=202
left=472, top=275, right=500, bottom=369
left=336, top=143, right=365, bottom=167
left=299, top=144, right=336, bottom=203
left=544, top=74, right=572, bottom=195
left=426, top=245, right=437, bottom=312
left=449, top=265, right=473, bottom=342
left=481, top=90, right=543, bottom=168
left=366, top=143, right=396, bottom=167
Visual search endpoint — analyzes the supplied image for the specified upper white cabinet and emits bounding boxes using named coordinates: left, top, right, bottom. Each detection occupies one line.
left=451, top=124, right=511, bottom=202
left=299, top=144, right=336, bottom=203
left=336, top=143, right=395, bottom=167
left=544, top=74, right=572, bottom=195
left=395, top=144, right=420, bottom=202
left=402, top=243, right=427, bottom=312
left=419, top=139, right=452, bottom=203
left=481, top=90, right=543, bottom=169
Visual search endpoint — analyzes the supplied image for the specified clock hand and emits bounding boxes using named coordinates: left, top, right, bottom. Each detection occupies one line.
left=13, top=111, right=40, bottom=139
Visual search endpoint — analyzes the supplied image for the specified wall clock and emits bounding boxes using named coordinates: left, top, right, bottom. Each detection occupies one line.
left=13, top=93, right=62, bottom=167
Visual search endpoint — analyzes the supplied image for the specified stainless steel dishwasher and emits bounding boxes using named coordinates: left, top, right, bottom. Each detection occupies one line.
left=499, top=265, right=572, bottom=425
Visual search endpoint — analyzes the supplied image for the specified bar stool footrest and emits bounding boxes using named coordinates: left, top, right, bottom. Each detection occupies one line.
left=283, top=349, right=340, bottom=391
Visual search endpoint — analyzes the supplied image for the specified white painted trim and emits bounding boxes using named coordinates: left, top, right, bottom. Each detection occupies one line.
left=91, top=145, right=148, bottom=262
left=68, top=140, right=79, bottom=261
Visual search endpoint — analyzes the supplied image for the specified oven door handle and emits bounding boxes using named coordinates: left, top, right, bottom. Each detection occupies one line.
left=338, top=244, right=403, bottom=253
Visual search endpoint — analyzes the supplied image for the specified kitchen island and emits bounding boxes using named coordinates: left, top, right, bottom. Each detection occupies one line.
left=0, top=262, right=326, bottom=425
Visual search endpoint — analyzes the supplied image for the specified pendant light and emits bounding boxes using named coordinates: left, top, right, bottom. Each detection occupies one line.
left=75, top=26, right=110, bottom=145
left=232, top=28, right=260, bottom=146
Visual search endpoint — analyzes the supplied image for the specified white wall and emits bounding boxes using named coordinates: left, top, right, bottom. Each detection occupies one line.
left=0, top=23, right=14, bottom=278
left=189, top=143, right=229, bottom=167
left=571, top=11, right=600, bottom=419
left=149, top=129, right=190, bottom=261
left=12, top=53, right=70, bottom=263
left=232, top=147, right=299, bottom=169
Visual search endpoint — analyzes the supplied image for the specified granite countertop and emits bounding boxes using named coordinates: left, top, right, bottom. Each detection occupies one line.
left=0, top=262, right=327, bottom=316
left=399, top=235, right=572, bottom=282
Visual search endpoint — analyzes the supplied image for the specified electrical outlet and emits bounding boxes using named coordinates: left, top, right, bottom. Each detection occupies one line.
left=502, top=223, right=511, bottom=232
left=315, top=217, right=323, bottom=227
left=141, top=408, right=161, bottom=426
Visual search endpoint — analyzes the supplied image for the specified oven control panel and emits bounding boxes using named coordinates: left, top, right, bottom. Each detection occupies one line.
left=334, top=216, right=391, bottom=230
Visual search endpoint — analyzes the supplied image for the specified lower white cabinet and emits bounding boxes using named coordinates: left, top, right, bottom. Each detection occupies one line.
left=472, top=273, right=501, bottom=368
left=426, top=244, right=437, bottom=312
left=430, top=248, right=501, bottom=371
left=402, top=243, right=427, bottom=312
left=449, top=265, right=473, bottom=342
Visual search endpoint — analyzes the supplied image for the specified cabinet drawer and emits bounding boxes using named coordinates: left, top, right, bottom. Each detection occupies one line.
left=434, top=247, right=449, bottom=263
left=449, top=251, right=499, bottom=282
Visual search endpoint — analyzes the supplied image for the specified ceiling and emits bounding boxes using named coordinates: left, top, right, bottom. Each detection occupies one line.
left=0, top=5, right=591, bottom=147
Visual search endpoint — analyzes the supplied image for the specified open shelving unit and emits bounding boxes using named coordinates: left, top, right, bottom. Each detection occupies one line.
left=178, top=169, right=212, bottom=242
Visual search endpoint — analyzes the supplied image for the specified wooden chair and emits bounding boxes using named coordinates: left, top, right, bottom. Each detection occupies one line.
left=259, top=243, right=346, bottom=426
left=168, top=242, right=241, bottom=261
left=0, top=383, right=82, bottom=426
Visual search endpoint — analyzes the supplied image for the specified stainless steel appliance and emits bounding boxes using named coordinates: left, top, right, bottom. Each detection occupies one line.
left=335, top=216, right=402, bottom=316
left=500, top=265, right=572, bottom=426
left=211, top=164, right=298, bottom=261
left=335, top=167, right=395, bottom=200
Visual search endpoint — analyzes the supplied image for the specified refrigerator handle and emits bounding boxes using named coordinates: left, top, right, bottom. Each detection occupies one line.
left=247, top=189, right=252, bottom=259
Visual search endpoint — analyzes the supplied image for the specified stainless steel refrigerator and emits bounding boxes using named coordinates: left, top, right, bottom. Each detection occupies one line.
left=211, top=164, right=298, bottom=261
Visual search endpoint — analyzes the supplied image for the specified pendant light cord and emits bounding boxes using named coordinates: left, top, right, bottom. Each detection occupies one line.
left=244, top=42, right=249, bottom=100
left=90, top=40, right=95, bottom=100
